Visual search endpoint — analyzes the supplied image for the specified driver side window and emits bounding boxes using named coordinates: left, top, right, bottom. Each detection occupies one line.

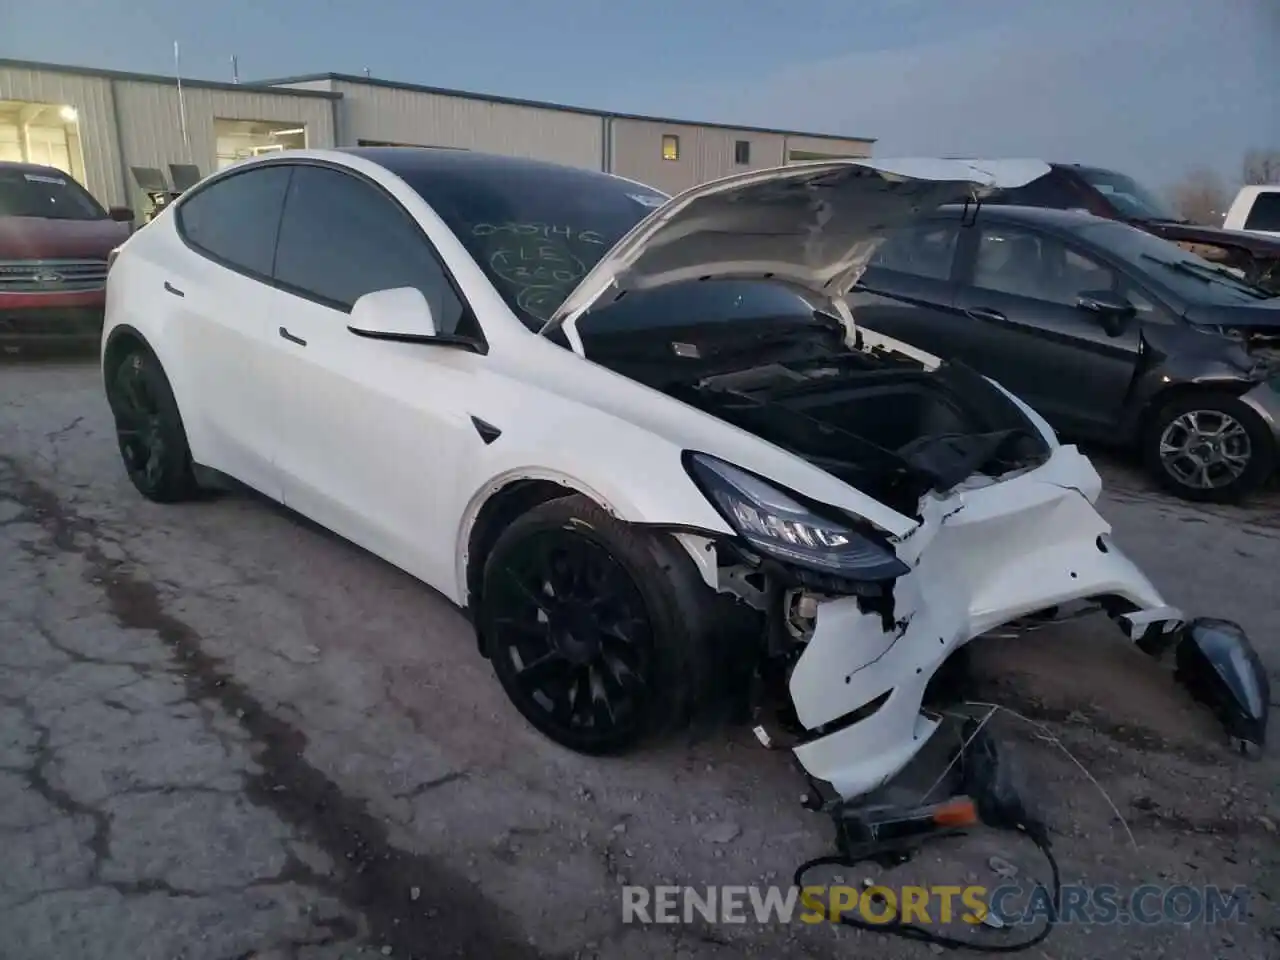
left=973, top=226, right=1116, bottom=307
left=272, top=165, right=471, bottom=336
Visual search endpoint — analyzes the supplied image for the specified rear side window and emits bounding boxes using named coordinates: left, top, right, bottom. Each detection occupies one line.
left=272, top=165, right=467, bottom=334
left=1243, top=193, right=1280, bottom=231
left=176, top=166, right=292, bottom=277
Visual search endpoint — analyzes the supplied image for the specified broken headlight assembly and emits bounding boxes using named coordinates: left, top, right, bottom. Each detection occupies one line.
left=684, top=452, right=909, bottom=581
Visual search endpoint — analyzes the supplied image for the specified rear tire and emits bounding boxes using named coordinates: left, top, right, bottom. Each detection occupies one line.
left=1141, top=391, right=1275, bottom=503
left=477, top=494, right=712, bottom=755
left=105, top=345, right=201, bottom=503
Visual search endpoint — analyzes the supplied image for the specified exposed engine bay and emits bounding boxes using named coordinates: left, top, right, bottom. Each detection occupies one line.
left=586, top=312, right=1052, bottom=518
left=675, top=357, right=1050, bottom=517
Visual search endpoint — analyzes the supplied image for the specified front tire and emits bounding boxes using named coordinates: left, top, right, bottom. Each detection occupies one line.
left=477, top=495, right=710, bottom=755
left=1141, top=391, right=1275, bottom=503
left=105, top=345, right=201, bottom=503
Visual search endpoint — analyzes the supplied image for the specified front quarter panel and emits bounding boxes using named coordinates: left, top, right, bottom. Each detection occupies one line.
left=102, top=217, right=180, bottom=381
left=1119, top=321, right=1262, bottom=439
left=451, top=369, right=736, bottom=603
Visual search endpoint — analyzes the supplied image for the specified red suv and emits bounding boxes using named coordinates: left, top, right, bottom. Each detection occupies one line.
left=0, top=161, right=134, bottom=354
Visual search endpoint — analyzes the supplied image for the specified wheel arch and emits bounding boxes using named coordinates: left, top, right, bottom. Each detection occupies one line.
left=1134, top=379, right=1259, bottom=440
left=101, top=323, right=156, bottom=390
left=457, top=469, right=725, bottom=656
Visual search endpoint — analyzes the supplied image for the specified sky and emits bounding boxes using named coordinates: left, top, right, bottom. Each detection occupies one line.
left=3, top=0, right=1276, bottom=190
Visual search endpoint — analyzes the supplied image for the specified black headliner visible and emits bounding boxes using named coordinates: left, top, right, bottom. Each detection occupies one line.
left=338, top=146, right=642, bottom=189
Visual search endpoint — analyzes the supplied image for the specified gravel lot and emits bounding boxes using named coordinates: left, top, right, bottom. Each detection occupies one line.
left=1, top=359, right=1278, bottom=960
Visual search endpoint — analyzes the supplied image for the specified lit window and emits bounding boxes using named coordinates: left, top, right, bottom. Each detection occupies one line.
left=734, top=140, right=750, bottom=165
left=662, top=135, right=680, bottom=161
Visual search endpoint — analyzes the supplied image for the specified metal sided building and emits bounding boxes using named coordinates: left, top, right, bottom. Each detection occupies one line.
left=0, top=57, right=874, bottom=209
left=263, top=73, right=876, bottom=195
left=0, top=59, right=339, bottom=210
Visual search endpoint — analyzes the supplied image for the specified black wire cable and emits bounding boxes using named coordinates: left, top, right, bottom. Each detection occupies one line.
left=792, top=824, right=1060, bottom=953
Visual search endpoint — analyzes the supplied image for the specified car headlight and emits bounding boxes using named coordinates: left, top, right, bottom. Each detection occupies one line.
left=684, top=453, right=909, bottom=581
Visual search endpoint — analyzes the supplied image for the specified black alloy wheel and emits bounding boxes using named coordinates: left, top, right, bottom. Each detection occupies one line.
left=479, top=495, right=706, bottom=755
left=106, top=347, right=201, bottom=502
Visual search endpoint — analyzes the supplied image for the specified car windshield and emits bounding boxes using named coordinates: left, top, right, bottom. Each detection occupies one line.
left=0, top=168, right=106, bottom=220
left=396, top=159, right=668, bottom=330
left=1076, top=167, right=1178, bottom=222
left=1078, top=219, right=1272, bottom=304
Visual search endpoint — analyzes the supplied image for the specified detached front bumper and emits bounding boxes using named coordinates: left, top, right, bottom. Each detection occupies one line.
left=787, top=453, right=1178, bottom=801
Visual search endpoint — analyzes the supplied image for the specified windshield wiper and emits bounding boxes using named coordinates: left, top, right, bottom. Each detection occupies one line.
left=1140, top=254, right=1269, bottom=299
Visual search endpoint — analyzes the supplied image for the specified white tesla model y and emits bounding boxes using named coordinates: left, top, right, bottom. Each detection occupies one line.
left=100, top=148, right=1268, bottom=804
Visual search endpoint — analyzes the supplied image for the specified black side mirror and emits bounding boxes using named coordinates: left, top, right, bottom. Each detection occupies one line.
left=107, top=206, right=135, bottom=223
left=1076, top=290, right=1134, bottom=336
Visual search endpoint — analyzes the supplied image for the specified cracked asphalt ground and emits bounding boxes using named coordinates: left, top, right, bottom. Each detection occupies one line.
left=2, top=359, right=1279, bottom=960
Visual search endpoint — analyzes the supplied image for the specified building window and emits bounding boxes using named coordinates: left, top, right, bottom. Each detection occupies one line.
left=213, top=118, right=307, bottom=170
left=734, top=140, right=750, bottom=165
left=662, top=134, right=680, bottom=161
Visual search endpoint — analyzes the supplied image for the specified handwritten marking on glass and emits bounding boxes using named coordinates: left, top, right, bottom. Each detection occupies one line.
left=474, top=225, right=606, bottom=321
left=489, top=241, right=586, bottom=289
left=515, top=286, right=564, bottom=321
left=472, top=222, right=607, bottom=246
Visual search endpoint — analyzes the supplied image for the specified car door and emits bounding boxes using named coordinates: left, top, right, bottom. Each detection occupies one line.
left=952, top=221, right=1141, bottom=437
left=167, top=164, right=292, bottom=499
left=264, top=162, right=483, bottom=591
left=846, top=219, right=973, bottom=359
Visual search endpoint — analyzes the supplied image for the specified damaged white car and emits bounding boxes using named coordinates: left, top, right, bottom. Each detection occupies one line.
left=101, top=148, right=1269, bottom=807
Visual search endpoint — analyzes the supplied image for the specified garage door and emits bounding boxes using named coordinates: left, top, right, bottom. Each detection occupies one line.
left=0, top=120, right=74, bottom=173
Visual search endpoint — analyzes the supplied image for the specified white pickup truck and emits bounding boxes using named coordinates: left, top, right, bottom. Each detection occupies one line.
left=1224, top=185, right=1280, bottom=237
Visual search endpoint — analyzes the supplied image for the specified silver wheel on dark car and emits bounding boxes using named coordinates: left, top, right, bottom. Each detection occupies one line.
left=1158, top=409, right=1252, bottom=491
left=1142, top=392, right=1275, bottom=504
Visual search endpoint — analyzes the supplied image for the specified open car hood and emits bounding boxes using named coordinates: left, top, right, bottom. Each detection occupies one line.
left=539, top=157, right=1051, bottom=336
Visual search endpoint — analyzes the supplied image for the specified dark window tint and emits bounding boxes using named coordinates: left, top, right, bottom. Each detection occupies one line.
left=577, top=280, right=813, bottom=337
left=1074, top=219, right=1269, bottom=304
left=1118, top=282, right=1174, bottom=323
left=973, top=225, right=1115, bottom=305
left=272, top=165, right=467, bottom=334
left=1075, top=167, right=1177, bottom=221
left=867, top=222, right=958, bottom=281
left=1243, top=192, right=1280, bottom=231
left=0, top=167, right=107, bottom=221
left=394, top=159, right=667, bottom=330
left=734, top=140, right=751, bottom=165
left=177, top=166, right=292, bottom=276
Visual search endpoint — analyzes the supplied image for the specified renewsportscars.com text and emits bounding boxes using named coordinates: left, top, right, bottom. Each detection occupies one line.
left=621, top=883, right=1250, bottom=927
